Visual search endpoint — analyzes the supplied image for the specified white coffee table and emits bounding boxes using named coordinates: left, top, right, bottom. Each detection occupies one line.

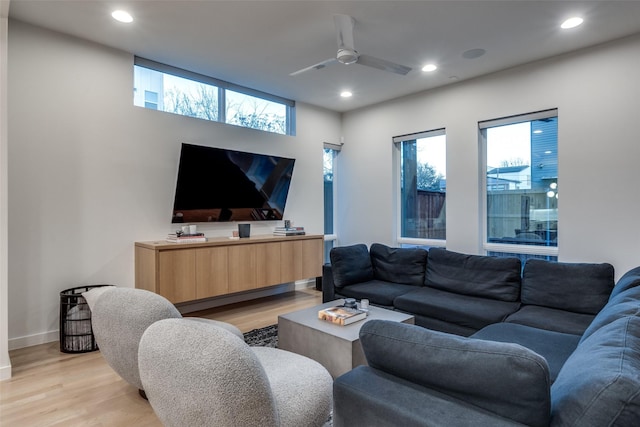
left=278, top=299, right=414, bottom=378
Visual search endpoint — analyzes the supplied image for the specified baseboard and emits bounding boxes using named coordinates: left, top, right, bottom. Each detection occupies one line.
left=0, top=357, right=11, bottom=381
left=8, top=330, right=59, bottom=351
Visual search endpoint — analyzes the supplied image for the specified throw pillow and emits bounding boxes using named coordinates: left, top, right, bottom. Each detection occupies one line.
left=521, top=259, right=614, bottom=314
left=329, top=244, right=373, bottom=288
left=370, top=243, right=427, bottom=286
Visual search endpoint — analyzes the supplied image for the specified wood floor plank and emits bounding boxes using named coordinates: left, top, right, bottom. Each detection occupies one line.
left=0, top=288, right=322, bottom=426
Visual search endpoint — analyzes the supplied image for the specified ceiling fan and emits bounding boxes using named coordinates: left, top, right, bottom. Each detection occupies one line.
left=290, top=14, right=412, bottom=77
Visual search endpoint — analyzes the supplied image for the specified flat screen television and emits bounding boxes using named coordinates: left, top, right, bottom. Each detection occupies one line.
left=171, top=143, right=295, bottom=223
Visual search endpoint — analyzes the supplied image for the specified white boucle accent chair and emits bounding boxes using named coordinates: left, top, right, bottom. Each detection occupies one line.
left=138, top=318, right=333, bottom=427
left=86, top=287, right=242, bottom=398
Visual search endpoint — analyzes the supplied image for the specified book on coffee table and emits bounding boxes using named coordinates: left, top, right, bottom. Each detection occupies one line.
left=318, top=306, right=367, bottom=326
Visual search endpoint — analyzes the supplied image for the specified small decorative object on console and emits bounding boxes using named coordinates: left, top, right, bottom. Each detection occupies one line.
left=318, top=305, right=367, bottom=326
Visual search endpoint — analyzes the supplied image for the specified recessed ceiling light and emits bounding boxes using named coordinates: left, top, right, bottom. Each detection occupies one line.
left=422, top=64, right=437, bottom=72
left=340, top=91, right=353, bottom=98
left=112, top=10, right=133, bottom=23
left=561, top=17, right=583, bottom=29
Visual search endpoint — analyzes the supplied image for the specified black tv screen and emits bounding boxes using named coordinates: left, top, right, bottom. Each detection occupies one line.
left=172, top=144, right=295, bottom=223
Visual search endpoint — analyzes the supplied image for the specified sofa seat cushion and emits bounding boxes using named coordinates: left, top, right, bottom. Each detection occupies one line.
left=334, top=366, right=526, bottom=427
left=426, top=248, right=521, bottom=302
left=330, top=244, right=374, bottom=288
left=394, top=287, right=520, bottom=332
left=370, top=243, right=427, bottom=286
left=551, top=316, right=640, bottom=426
left=411, top=314, right=479, bottom=337
left=472, top=323, right=581, bottom=383
left=521, top=259, right=614, bottom=315
left=336, top=280, right=418, bottom=307
left=505, top=305, right=595, bottom=335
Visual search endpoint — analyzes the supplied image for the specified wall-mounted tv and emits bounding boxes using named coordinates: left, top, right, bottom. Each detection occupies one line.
left=172, top=143, right=295, bottom=223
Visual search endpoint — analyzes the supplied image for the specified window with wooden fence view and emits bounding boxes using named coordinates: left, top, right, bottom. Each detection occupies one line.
left=483, top=111, right=558, bottom=249
left=397, top=130, right=446, bottom=242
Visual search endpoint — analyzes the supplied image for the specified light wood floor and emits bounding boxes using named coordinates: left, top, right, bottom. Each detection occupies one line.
left=0, top=288, right=322, bottom=427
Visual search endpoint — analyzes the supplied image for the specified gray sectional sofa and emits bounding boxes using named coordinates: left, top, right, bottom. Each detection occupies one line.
left=323, top=244, right=640, bottom=426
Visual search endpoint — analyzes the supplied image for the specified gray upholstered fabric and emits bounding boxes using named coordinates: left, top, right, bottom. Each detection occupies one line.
left=609, top=266, right=640, bottom=300
left=426, top=248, right=521, bottom=302
left=551, top=315, right=640, bottom=426
left=334, top=366, right=525, bottom=427
left=394, top=286, right=520, bottom=332
left=504, top=304, right=596, bottom=335
left=369, top=243, right=427, bottom=286
left=336, top=279, right=417, bottom=306
left=183, top=316, right=244, bottom=338
left=91, top=288, right=182, bottom=390
left=359, top=320, right=551, bottom=427
left=521, top=259, right=614, bottom=314
left=90, top=287, right=242, bottom=392
left=472, top=323, right=581, bottom=382
left=330, top=244, right=373, bottom=288
left=138, top=318, right=332, bottom=427
left=252, top=347, right=333, bottom=427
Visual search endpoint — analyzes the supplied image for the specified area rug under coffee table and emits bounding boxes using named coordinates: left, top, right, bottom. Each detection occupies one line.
left=243, top=324, right=278, bottom=347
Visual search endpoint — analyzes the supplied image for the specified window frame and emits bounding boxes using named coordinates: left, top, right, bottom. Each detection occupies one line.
left=479, top=109, right=559, bottom=258
left=323, top=142, right=340, bottom=263
left=393, top=128, right=447, bottom=248
left=134, top=57, right=296, bottom=135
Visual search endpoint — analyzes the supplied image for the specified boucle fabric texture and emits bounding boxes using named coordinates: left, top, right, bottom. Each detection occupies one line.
left=89, top=288, right=243, bottom=391
left=90, top=288, right=182, bottom=390
left=139, top=318, right=333, bottom=427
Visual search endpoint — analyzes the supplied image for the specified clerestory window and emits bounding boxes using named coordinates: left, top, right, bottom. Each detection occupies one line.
left=133, top=57, right=295, bottom=135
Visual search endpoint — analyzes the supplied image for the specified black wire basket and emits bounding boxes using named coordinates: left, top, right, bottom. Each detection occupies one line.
left=59, top=284, right=111, bottom=353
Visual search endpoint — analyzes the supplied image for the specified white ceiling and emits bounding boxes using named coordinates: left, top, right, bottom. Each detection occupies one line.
left=7, top=1, right=640, bottom=113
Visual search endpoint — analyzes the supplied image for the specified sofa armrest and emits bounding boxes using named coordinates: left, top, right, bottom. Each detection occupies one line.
left=359, top=320, right=551, bottom=427
left=322, top=264, right=336, bottom=303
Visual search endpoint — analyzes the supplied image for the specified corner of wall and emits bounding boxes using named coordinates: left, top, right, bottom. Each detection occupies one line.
left=1, top=7, right=12, bottom=380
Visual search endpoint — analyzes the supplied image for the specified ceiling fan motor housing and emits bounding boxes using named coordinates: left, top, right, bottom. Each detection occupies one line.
left=337, top=48, right=358, bottom=65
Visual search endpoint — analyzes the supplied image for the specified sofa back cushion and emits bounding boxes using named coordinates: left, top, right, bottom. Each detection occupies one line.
left=609, top=266, right=640, bottom=300
left=330, top=244, right=373, bottom=288
left=370, top=243, right=427, bottom=287
left=522, top=259, right=614, bottom=315
left=425, top=248, right=521, bottom=302
left=360, top=320, right=551, bottom=427
left=551, top=316, right=640, bottom=426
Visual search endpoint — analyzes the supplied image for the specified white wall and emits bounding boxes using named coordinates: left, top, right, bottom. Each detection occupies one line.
left=6, top=21, right=341, bottom=349
left=339, top=34, right=640, bottom=278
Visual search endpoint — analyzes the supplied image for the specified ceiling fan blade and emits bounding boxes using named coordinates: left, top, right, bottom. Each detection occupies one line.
left=289, top=58, right=338, bottom=76
left=357, top=54, right=412, bottom=76
left=333, top=14, right=355, bottom=50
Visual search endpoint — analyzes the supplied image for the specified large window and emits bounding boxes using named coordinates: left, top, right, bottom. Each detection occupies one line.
left=133, top=57, right=295, bottom=135
left=323, top=143, right=340, bottom=263
left=481, top=109, right=558, bottom=261
left=395, top=129, right=446, bottom=246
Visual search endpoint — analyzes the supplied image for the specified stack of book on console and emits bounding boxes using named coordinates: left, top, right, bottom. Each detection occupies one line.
left=318, top=306, right=367, bottom=326
left=166, top=233, right=207, bottom=243
left=273, top=226, right=305, bottom=236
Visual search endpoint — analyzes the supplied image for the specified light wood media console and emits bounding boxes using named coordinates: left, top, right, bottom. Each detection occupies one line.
left=135, top=234, right=324, bottom=304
